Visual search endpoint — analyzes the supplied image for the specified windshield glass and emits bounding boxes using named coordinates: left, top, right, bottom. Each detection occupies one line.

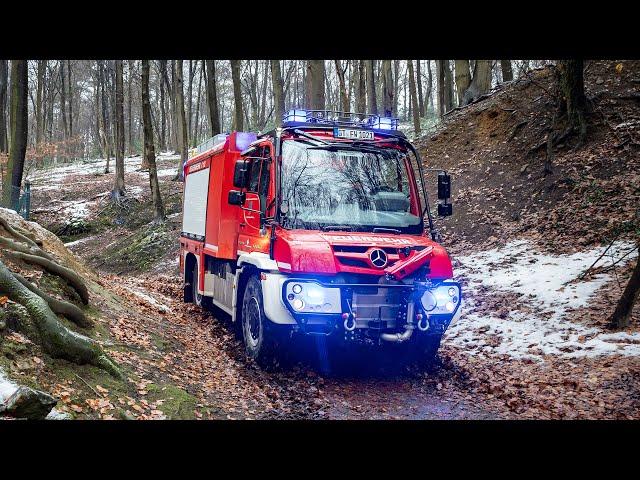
left=280, top=140, right=422, bottom=233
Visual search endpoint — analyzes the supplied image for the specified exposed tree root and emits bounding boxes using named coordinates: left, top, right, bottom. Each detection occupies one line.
left=5, top=250, right=89, bottom=305
left=0, top=216, right=39, bottom=248
left=0, top=234, right=56, bottom=262
left=13, top=272, right=92, bottom=328
left=0, top=260, right=121, bottom=379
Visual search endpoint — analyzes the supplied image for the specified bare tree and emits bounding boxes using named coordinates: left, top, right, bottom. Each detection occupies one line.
left=501, top=60, right=513, bottom=82
left=355, top=60, right=367, bottom=114
left=437, top=60, right=454, bottom=116
left=173, top=60, right=189, bottom=180
left=2, top=60, right=28, bottom=209
left=609, top=243, right=640, bottom=329
left=381, top=60, right=394, bottom=116
left=462, top=60, right=492, bottom=105
left=205, top=60, right=221, bottom=136
left=416, top=60, right=425, bottom=117
left=112, top=60, right=126, bottom=199
left=365, top=60, right=377, bottom=115
left=271, top=60, right=285, bottom=126
left=141, top=60, right=165, bottom=222
left=305, top=60, right=325, bottom=110
left=454, top=60, right=471, bottom=107
left=230, top=60, right=243, bottom=131
left=334, top=60, right=350, bottom=112
left=407, top=60, right=421, bottom=135
left=0, top=60, right=8, bottom=153
left=558, top=60, right=587, bottom=142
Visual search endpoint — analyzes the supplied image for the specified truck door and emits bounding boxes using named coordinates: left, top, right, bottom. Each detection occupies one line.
left=238, top=145, right=272, bottom=254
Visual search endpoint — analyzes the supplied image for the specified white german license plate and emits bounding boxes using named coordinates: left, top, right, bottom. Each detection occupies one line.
left=333, top=127, right=374, bottom=140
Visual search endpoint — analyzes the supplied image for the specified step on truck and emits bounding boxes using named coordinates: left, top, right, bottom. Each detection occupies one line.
left=180, top=110, right=461, bottom=366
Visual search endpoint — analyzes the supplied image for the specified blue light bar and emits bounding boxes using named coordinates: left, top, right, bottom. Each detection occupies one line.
left=369, top=116, right=399, bottom=131
left=284, top=109, right=309, bottom=123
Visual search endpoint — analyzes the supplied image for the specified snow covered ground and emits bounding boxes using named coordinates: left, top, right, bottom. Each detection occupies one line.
left=447, top=239, right=640, bottom=360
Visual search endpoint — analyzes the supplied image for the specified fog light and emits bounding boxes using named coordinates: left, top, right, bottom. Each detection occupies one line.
left=292, top=284, right=302, bottom=294
left=421, top=291, right=437, bottom=312
left=292, top=298, right=304, bottom=311
left=445, top=301, right=455, bottom=312
left=448, top=287, right=456, bottom=297
left=322, top=303, right=332, bottom=312
left=287, top=293, right=294, bottom=301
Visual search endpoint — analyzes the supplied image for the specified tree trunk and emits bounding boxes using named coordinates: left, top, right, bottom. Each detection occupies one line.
left=334, top=60, right=350, bottom=113
left=2, top=60, right=28, bottom=209
left=34, top=61, right=44, bottom=146
left=365, top=60, right=377, bottom=115
left=193, top=61, right=203, bottom=147
left=407, top=60, right=421, bottom=136
left=393, top=60, right=400, bottom=117
left=270, top=60, right=285, bottom=127
left=59, top=61, right=68, bottom=140
left=98, top=61, right=112, bottom=173
left=159, top=60, right=168, bottom=152
left=230, top=60, right=244, bottom=131
left=355, top=60, right=367, bottom=115
left=608, top=245, right=640, bottom=329
left=204, top=60, right=221, bottom=137
left=437, top=60, right=454, bottom=116
left=425, top=60, right=433, bottom=113
left=558, top=59, right=587, bottom=143
left=127, top=60, right=134, bottom=156
left=416, top=60, right=425, bottom=117
left=67, top=60, right=73, bottom=139
left=174, top=60, right=188, bottom=181
left=381, top=60, right=394, bottom=117
left=305, top=60, right=325, bottom=110
left=187, top=60, right=194, bottom=144
left=501, top=60, right=513, bottom=82
left=454, top=60, right=471, bottom=107
left=0, top=60, right=7, bottom=153
left=113, top=60, right=126, bottom=198
left=462, top=60, right=492, bottom=105
left=141, top=60, right=165, bottom=222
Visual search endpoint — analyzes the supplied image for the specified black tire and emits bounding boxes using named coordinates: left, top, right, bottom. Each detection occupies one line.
left=412, top=333, right=443, bottom=368
left=241, top=275, right=278, bottom=367
left=191, top=263, right=213, bottom=310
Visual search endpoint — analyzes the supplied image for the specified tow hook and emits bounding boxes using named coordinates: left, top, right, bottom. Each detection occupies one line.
left=417, top=313, right=429, bottom=332
left=343, top=313, right=356, bottom=332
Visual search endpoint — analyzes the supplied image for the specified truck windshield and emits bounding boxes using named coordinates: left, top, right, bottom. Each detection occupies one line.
left=280, top=139, right=423, bottom=233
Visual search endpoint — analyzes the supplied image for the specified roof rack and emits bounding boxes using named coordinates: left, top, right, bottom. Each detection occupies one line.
left=283, top=109, right=400, bottom=132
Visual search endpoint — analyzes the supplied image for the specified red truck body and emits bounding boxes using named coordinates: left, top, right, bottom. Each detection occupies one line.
left=180, top=111, right=461, bottom=365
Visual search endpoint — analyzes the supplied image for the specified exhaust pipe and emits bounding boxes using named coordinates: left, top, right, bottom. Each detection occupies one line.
left=380, top=303, right=415, bottom=343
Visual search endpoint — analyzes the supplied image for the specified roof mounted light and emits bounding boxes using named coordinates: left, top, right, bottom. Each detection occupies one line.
left=284, top=109, right=309, bottom=123
left=369, top=116, right=399, bottom=131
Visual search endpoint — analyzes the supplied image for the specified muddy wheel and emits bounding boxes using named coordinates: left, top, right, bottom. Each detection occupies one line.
left=413, top=333, right=443, bottom=369
left=241, top=275, right=278, bottom=367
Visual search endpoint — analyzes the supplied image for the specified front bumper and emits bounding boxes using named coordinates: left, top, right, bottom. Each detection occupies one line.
left=261, top=272, right=461, bottom=338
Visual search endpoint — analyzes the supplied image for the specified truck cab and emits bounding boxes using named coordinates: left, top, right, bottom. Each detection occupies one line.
left=180, top=110, right=461, bottom=366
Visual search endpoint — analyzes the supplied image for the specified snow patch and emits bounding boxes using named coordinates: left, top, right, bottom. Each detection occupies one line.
left=447, top=239, right=640, bottom=359
left=0, top=369, right=69, bottom=420
left=129, top=288, right=173, bottom=313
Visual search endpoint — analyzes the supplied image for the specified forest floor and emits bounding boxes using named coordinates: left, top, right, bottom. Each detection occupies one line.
left=2, top=59, right=638, bottom=420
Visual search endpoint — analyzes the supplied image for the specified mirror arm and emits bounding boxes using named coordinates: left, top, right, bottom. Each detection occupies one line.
left=404, top=141, right=438, bottom=242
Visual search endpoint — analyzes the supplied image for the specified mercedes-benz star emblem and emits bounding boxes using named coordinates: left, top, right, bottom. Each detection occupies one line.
left=369, top=249, right=388, bottom=268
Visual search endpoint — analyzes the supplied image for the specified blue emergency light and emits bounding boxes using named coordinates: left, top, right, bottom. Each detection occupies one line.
left=283, top=109, right=399, bottom=132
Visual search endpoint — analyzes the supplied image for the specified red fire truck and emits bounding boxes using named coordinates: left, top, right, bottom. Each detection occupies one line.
left=180, top=110, right=461, bottom=366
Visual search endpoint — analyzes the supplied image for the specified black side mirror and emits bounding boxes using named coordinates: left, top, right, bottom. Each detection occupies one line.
left=228, top=190, right=246, bottom=206
left=233, top=160, right=250, bottom=188
left=437, top=171, right=453, bottom=217
left=437, top=172, right=451, bottom=200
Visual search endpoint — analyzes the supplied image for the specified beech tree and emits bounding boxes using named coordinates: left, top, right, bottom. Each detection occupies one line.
left=271, top=60, right=285, bottom=126
left=454, top=60, right=471, bottom=106
left=174, top=60, right=188, bottom=181
left=407, top=60, right=421, bottom=135
left=365, top=60, right=377, bottom=115
left=305, top=60, right=325, bottom=110
left=230, top=60, right=243, bottom=131
left=437, top=60, right=454, bottom=116
left=112, top=60, right=126, bottom=199
left=141, top=60, right=165, bottom=222
left=501, top=60, right=513, bottom=82
left=205, top=60, right=221, bottom=136
left=381, top=60, right=394, bottom=116
left=355, top=60, right=367, bottom=114
left=0, top=60, right=7, bottom=153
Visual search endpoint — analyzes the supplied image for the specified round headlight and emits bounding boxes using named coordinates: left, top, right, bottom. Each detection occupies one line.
left=421, top=291, right=437, bottom=312
left=448, top=287, right=456, bottom=297
left=292, top=298, right=304, bottom=311
left=292, top=284, right=302, bottom=294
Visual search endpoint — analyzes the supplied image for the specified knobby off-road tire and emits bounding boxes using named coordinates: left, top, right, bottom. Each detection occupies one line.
left=241, top=275, right=279, bottom=368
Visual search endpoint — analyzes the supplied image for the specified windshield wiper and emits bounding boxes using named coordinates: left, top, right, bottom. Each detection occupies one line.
left=321, top=225, right=357, bottom=232
left=373, top=227, right=401, bottom=234
left=293, top=129, right=330, bottom=145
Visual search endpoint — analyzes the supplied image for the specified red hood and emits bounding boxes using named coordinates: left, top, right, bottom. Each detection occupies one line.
left=272, top=229, right=453, bottom=279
